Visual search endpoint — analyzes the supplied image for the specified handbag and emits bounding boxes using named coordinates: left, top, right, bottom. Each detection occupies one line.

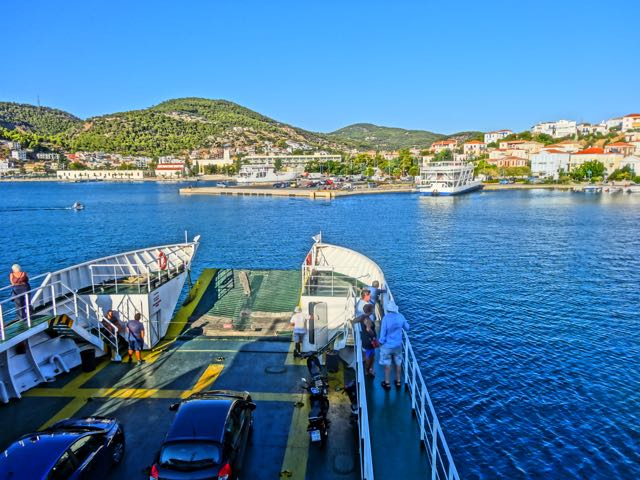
left=371, top=338, right=381, bottom=349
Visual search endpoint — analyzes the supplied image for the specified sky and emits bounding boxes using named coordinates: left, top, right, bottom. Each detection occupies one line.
left=1, top=0, right=639, bottom=134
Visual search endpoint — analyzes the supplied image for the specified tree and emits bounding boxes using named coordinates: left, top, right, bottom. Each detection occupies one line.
left=69, top=162, right=86, bottom=170
left=273, top=158, right=283, bottom=172
left=608, top=165, right=634, bottom=181
left=571, top=160, right=605, bottom=181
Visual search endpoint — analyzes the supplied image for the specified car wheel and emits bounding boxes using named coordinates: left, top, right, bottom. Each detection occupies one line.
left=112, top=436, right=125, bottom=465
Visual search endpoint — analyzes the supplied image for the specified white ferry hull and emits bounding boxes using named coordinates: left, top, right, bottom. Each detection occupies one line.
left=236, top=172, right=297, bottom=184
left=418, top=181, right=483, bottom=196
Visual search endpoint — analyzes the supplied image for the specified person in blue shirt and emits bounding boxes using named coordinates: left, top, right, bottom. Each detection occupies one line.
left=378, top=300, right=409, bottom=390
left=368, top=280, right=387, bottom=306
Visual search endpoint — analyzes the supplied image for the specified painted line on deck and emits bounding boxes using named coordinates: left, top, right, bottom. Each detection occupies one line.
left=280, top=392, right=310, bottom=480
left=188, top=364, right=224, bottom=396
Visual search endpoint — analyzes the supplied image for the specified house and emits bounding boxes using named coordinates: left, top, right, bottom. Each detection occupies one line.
left=604, top=117, right=623, bottom=130
left=569, top=147, right=623, bottom=174
left=542, top=140, right=582, bottom=153
left=484, top=130, right=513, bottom=144
left=621, top=155, right=640, bottom=174
left=624, top=132, right=640, bottom=142
left=498, top=140, right=543, bottom=154
left=463, top=140, right=487, bottom=156
left=604, top=142, right=635, bottom=156
left=155, top=161, right=186, bottom=178
left=431, top=140, right=458, bottom=154
left=531, top=120, right=577, bottom=138
left=10, top=150, right=27, bottom=161
left=488, top=156, right=528, bottom=169
left=489, top=149, right=528, bottom=160
left=577, top=123, right=608, bottom=136
left=622, top=114, right=640, bottom=132
left=36, top=152, right=61, bottom=161
left=530, top=150, right=571, bottom=179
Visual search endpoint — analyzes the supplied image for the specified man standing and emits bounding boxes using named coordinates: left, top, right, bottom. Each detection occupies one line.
left=290, top=306, right=310, bottom=358
left=378, top=301, right=409, bottom=390
left=126, top=313, right=145, bottom=364
left=9, top=264, right=30, bottom=321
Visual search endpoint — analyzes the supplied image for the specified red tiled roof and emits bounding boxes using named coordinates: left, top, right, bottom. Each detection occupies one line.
left=624, top=113, right=640, bottom=118
left=544, top=149, right=566, bottom=154
left=574, top=147, right=605, bottom=155
left=465, top=140, right=485, bottom=144
left=606, top=142, right=632, bottom=147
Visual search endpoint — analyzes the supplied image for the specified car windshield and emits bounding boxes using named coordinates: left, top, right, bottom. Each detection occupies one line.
left=159, top=441, right=221, bottom=470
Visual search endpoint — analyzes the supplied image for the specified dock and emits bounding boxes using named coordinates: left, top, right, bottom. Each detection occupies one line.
left=179, top=185, right=415, bottom=199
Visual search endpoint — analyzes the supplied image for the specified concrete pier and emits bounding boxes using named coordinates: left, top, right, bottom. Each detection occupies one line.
left=179, top=185, right=416, bottom=199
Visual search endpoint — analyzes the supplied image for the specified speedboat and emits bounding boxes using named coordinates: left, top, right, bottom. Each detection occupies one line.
left=71, top=202, right=85, bottom=210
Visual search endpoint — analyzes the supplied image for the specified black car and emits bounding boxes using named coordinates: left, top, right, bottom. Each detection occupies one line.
left=151, top=391, right=256, bottom=480
left=0, top=416, right=125, bottom=480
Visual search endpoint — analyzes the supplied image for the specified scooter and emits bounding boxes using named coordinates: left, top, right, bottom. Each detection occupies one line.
left=301, top=351, right=330, bottom=447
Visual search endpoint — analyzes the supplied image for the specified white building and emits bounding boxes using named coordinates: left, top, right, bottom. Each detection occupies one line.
left=431, top=140, right=458, bottom=154
left=531, top=120, right=577, bottom=138
left=569, top=148, right=623, bottom=174
left=196, top=148, right=233, bottom=173
left=463, top=140, right=487, bottom=156
left=577, top=123, right=608, bottom=136
left=56, top=170, right=145, bottom=180
left=243, top=153, right=341, bottom=170
left=530, top=150, right=571, bottom=179
left=622, top=113, right=640, bottom=132
left=484, top=130, right=513, bottom=144
left=604, top=117, right=623, bottom=130
left=155, top=162, right=186, bottom=178
left=621, top=155, right=640, bottom=174
left=36, top=152, right=61, bottom=161
left=10, top=150, right=27, bottom=161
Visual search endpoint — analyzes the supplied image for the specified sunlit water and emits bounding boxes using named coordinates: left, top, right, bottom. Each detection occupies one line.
left=1, top=182, right=639, bottom=478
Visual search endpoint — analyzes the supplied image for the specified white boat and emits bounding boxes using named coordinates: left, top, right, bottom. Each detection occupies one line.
left=418, top=160, right=482, bottom=196
left=236, top=164, right=297, bottom=184
left=0, top=236, right=200, bottom=402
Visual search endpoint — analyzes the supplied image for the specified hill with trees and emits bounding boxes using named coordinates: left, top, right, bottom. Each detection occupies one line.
left=0, top=102, right=81, bottom=135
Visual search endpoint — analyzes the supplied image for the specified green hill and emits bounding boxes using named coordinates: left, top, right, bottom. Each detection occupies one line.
left=328, top=123, right=445, bottom=150
left=67, top=98, right=343, bottom=156
left=0, top=102, right=81, bottom=135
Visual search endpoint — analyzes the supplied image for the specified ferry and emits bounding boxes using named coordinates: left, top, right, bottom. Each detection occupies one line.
left=0, top=235, right=460, bottom=480
left=236, top=164, right=297, bottom=184
left=418, top=159, right=482, bottom=196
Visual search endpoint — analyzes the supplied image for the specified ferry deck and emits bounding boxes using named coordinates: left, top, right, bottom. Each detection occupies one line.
left=0, top=262, right=459, bottom=479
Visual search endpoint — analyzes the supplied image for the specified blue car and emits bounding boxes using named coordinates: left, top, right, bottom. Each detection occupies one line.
left=0, top=416, right=125, bottom=480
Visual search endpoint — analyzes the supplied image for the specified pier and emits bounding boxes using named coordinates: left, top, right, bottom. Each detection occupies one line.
left=179, top=185, right=415, bottom=199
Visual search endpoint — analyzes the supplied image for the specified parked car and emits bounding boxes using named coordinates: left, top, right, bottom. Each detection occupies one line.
left=0, top=416, right=125, bottom=480
left=216, top=182, right=227, bottom=188
left=150, top=391, right=256, bottom=480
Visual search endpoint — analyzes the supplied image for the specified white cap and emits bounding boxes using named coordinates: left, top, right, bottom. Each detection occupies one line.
left=11, top=264, right=21, bottom=271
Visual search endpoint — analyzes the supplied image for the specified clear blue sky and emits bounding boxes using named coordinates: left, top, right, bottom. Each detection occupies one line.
left=2, top=0, right=638, bottom=134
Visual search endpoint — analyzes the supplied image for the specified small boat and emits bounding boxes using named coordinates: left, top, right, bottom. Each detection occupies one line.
left=71, top=202, right=85, bottom=210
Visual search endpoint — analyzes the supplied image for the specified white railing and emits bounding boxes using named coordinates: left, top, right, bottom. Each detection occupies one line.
left=301, top=265, right=371, bottom=297
left=89, top=251, right=186, bottom=294
left=403, top=331, right=460, bottom=480
left=353, top=321, right=375, bottom=480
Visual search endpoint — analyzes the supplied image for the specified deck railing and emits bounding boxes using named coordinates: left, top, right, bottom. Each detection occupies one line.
left=353, top=321, right=375, bottom=480
left=403, top=331, right=460, bottom=480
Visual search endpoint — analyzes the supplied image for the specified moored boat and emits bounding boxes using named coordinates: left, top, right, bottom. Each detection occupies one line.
left=418, top=159, right=483, bottom=196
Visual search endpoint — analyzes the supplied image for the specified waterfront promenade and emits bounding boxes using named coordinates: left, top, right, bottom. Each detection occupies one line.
left=179, top=184, right=416, bottom=198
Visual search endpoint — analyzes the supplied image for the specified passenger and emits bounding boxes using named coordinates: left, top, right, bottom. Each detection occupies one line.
left=355, top=289, right=371, bottom=319
left=126, top=313, right=145, bottom=364
left=9, top=264, right=30, bottom=321
left=378, top=301, right=409, bottom=390
left=290, top=306, right=310, bottom=358
left=368, top=280, right=387, bottom=306
left=361, top=316, right=378, bottom=377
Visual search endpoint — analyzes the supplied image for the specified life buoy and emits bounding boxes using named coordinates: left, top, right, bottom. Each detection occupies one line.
left=158, top=251, right=168, bottom=270
left=305, top=253, right=312, bottom=266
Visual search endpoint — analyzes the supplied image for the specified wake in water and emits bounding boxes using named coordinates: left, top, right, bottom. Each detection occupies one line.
left=0, top=206, right=84, bottom=212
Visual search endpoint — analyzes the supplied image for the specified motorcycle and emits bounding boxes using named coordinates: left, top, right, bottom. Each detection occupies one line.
left=301, top=352, right=330, bottom=447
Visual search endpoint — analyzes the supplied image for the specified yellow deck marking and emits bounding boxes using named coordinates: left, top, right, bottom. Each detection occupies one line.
left=39, top=397, right=88, bottom=429
left=186, top=364, right=224, bottom=396
left=280, top=392, right=310, bottom=480
left=284, top=340, right=299, bottom=366
left=165, top=268, right=217, bottom=339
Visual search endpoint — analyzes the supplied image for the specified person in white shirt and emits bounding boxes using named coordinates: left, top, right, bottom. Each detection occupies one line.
left=290, top=306, right=311, bottom=358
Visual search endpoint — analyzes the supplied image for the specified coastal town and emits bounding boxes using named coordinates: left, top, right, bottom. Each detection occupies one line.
left=1, top=112, right=639, bottom=186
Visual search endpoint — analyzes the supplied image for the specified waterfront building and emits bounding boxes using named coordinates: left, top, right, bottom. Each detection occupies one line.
left=569, top=147, right=623, bottom=174
left=431, top=140, right=458, bottom=153
left=56, top=170, right=145, bottom=180
left=604, top=142, right=635, bottom=156
left=621, top=155, right=640, bottom=174
left=622, top=113, right=640, bottom=132
left=484, top=130, right=513, bottom=144
left=10, top=150, right=27, bottom=161
left=243, top=153, right=341, bottom=171
left=531, top=150, right=571, bottom=179
left=196, top=148, right=233, bottom=173
left=498, top=140, right=544, bottom=154
left=155, top=162, right=186, bottom=178
left=463, top=140, right=487, bottom=156
left=489, top=149, right=528, bottom=161
left=489, top=156, right=528, bottom=169
left=531, top=120, right=577, bottom=138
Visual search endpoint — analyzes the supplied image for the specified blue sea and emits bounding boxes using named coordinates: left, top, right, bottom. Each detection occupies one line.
left=1, top=181, right=639, bottom=479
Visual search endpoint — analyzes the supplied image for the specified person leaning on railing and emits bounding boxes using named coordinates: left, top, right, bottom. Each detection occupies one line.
left=9, top=264, right=30, bottom=321
left=378, top=301, right=409, bottom=391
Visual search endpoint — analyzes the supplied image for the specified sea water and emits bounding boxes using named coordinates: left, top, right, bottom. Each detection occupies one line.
left=1, top=181, right=639, bottom=479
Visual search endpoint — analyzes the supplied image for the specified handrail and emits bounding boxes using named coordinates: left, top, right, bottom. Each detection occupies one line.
left=353, top=321, right=375, bottom=480
left=403, top=331, right=460, bottom=480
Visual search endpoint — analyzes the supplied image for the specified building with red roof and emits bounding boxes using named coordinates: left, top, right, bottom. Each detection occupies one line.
left=622, top=114, right=640, bottom=132
left=604, top=142, right=634, bottom=156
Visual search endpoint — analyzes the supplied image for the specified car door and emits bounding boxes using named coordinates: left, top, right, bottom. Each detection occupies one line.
left=223, top=405, right=243, bottom=467
left=69, top=434, right=108, bottom=479
left=47, top=449, right=78, bottom=480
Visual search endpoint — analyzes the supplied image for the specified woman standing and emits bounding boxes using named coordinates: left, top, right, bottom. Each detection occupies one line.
left=9, top=264, right=31, bottom=321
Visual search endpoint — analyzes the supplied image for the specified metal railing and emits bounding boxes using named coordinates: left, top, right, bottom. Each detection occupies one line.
left=0, top=280, right=119, bottom=355
left=89, top=251, right=186, bottom=294
left=301, top=265, right=370, bottom=297
left=403, top=331, right=460, bottom=480
left=353, top=321, right=375, bottom=480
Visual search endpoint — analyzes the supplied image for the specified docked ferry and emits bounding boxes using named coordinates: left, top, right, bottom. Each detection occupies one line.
left=236, top=164, right=298, bottom=184
left=418, top=159, right=483, bottom=195
left=0, top=235, right=460, bottom=480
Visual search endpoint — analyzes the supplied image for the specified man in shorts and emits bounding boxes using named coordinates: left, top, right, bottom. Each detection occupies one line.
left=290, top=306, right=310, bottom=358
left=126, top=313, right=145, bottom=364
left=378, top=301, right=409, bottom=390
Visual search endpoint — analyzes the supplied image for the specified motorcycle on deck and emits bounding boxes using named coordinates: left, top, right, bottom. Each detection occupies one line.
left=301, top=351, right=330, bottom=447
